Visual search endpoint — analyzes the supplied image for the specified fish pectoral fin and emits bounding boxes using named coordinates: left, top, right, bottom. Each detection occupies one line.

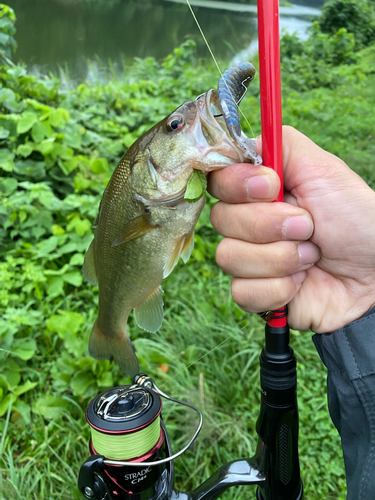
left=163, top=233, right=194, bottom=278
left=163, top=237, right=185, bottom=279
left=180, top=232, right=195, bottom=263
left=111, top=213, right=156, bottom=247
left=134, top=286, right=164, bottom=333
left=82, top=239, right=98, bottom=285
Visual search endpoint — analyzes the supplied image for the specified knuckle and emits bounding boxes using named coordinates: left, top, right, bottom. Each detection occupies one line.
left=272, top=243, right=297, bottom=276
left=251, top=209, right=268, bottom=242
left=215, top=238, right=233, bottom=272
left=271, top=277, right=296, bottom=306
left=231, top=278, right=249, bottom=309
left=209, top=202, right=222, bottom=231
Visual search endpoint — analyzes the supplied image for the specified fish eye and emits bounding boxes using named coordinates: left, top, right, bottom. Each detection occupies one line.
left=167, top=116, right=184, bottom=132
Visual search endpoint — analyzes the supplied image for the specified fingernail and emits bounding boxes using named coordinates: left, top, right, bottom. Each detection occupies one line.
left=246, top=175, right=271, bottom=200
left=283, top=215, right=313, bottom=240
left=293, top=270, right=307, bottom=286
left=298, top=241, right=320, bottom=265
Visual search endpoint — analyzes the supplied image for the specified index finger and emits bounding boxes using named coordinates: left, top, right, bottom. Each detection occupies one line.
left=207, top=161, right=280, bottom=203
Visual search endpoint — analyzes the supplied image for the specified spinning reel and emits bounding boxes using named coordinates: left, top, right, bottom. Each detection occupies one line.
left=78, top=321, right=303, bottom=500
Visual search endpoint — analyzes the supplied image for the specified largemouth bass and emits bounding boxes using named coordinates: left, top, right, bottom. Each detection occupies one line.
left=83, top=64, right=260, bottom=376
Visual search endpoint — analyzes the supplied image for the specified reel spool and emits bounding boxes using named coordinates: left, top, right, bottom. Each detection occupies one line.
left=87, top=385, right=164, bottom=462
left=78, top=375, right=202, bottom=500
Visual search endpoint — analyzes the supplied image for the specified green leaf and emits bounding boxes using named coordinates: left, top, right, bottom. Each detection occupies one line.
left=63, top=271, right=82, bottom=287
left=11, top=338, right=37, bottom=361
left=74, top=173, right=91, bottom=192
left=184, top=170, right=207, bottom=203
left=90, top=157, right=109, bottom=174
left=46, top=276, right=64, bottom=296
left=44, top=264, right=70, bottom=276
left=31, top=121, right=52, bottom=142
left=0, top=177, right=17, bottom=195
left=17, top=112, right=38, bottom=134
left=50, top=108, right=70, bottom=128
left=0, top=126, right=10, bottom=139
left=0, top=393, right=14, bottom=417
left=51, top=224, right=65, bottom=236
left=13, top=380, right=38, bottom=396
left=97, top=371, right=114, bottom=388
left=0, top=148, right=14, bottom=172
left=36, top=235, right=59, bottom=255
left=14, top=159, right=45, bottom=179
left=60, top=158, right=77, bottom=174
left=32, top=395, right=70, bottom=420
left=66, top=216, right=92, bottom=237
left=123, top=132, right=136, bottom=148
left=2, top=359, right=21, bottom=388
left=13, top=400, right=31, bottom=424
left=16, top=143, right=33, bottom=157
left=0, top=88, right=20, bottom=112
left=71, top=371, right=94, bottom=397
left=46, top=310, right=84, bottom=337
left=69, top=253, right=84, bottom=266
left=37, top=138, right=55, bottom=156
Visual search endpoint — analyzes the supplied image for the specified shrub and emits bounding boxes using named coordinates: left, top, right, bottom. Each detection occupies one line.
left=318, top=0, right=375, bottom=50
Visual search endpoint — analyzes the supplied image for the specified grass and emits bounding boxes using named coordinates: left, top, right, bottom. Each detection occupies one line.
left=0, top=249, right=347, bottom=499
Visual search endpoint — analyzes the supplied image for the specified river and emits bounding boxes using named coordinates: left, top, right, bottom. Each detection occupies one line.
left=6, top=0, right=322, bottom=84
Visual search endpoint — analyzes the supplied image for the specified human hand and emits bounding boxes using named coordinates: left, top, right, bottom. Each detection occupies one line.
left=208, top=126, right=375, bottom=333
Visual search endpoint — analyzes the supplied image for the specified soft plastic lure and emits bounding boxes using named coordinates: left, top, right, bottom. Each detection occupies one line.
left=218, top=63, right=262, bottom=165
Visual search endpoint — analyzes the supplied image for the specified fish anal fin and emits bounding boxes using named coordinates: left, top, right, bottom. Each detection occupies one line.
left=112, top=213, right=156, bottom=247
left=181, top=232, right=195, bottom=263
left=134, top=286, right=164, bottom=333
left=83, top=239, right=98, bottom=285
left=89, top=320, right=139, bottom=377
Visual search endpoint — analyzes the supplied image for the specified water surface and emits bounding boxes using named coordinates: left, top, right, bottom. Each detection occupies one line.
left=6, top=0, right=321, bottom=83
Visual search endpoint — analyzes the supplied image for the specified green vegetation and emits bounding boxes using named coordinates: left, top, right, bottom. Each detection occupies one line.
left=317, top=0, right=375, bottom=50
left=0, top=2, right=374, bottom=499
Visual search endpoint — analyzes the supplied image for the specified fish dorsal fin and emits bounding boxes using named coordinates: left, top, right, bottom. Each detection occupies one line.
left=180, top=232, right=195, bottom=263
left=111, top=213, right=156, bottom=247
left=92, top=199, right=103, bottom=229
left=82, top=239, right=98, bottom=285
left=134, top=286, right=164, bottom=333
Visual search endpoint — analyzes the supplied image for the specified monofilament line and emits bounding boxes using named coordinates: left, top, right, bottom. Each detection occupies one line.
left=185, top=0, right=256, bottom=138
left=185, top=0, right=223, bottom=77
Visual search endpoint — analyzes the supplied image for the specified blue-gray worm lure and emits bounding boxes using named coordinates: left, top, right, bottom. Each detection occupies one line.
left=218, top=62, right=262, bottom=165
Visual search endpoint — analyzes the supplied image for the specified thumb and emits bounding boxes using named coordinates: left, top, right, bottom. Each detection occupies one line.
left=257, top=125, right=352, bottom=196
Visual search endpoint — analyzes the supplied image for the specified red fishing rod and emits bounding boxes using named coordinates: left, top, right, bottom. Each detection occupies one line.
left=255, top=0, right=303, bottom=498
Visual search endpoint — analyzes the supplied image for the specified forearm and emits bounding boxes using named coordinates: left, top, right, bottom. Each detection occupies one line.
left=313, top=306, right=375, bottom=500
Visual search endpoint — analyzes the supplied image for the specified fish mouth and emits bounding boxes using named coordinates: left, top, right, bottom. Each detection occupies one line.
left=190, top=90, right=247, bottom=171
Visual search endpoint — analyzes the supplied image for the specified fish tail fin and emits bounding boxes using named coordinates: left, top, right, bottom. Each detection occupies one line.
left=89, top=320, right=139, bottom=377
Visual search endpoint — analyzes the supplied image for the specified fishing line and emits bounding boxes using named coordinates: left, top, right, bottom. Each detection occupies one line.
left=158, top=334, right=232, bottom=390
left=185, top=0, right=222, bottom=77
left=185, top=0, right=257, bottom=138
left=157, top=319, right=258, bottom=391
